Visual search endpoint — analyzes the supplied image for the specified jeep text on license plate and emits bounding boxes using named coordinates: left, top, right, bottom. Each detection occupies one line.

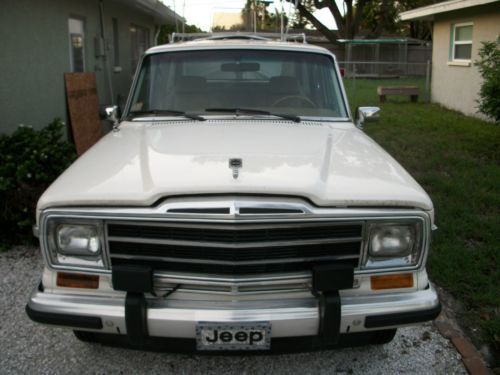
left=196, top=322, right=271, bottom=351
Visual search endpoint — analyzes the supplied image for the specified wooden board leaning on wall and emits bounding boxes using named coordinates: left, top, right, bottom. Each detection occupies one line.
left=64, top=73, right=102, bottom=155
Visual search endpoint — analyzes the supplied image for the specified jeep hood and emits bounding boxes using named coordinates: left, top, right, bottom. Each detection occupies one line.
left=38, top=120, right=432, bottom=212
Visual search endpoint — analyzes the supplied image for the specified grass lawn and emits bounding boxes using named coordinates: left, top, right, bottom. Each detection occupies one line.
left=345, top=78, right=499, bottom=357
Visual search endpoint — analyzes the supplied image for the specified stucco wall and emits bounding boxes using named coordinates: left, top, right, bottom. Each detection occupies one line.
left=0, top=0, right=158, bottom=134
left=431, top=5, right=500, bottom=119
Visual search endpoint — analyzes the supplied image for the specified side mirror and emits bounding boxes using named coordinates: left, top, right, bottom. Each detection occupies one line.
left=105, top=105, right=119, bottom=129
left=355, top=106, right=380, bottom=129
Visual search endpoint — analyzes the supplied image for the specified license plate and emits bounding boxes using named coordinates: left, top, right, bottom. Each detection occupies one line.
left=196, top=322, right=271, bottom=351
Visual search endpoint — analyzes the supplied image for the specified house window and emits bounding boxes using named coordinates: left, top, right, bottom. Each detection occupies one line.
left=130, top=24, right=150, bottom=70
left=452, top=23, right=473, bottom=61
left=68, top=18, right=85, bottom=72
left=112, top=18, right=120, bottom=67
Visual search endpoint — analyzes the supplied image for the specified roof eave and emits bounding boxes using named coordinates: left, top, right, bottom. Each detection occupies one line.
left=123, top=0, right=184, bottom=25
left=400, top=0, right=500, bottom=21
left=400, top=13, right=434, bottom=21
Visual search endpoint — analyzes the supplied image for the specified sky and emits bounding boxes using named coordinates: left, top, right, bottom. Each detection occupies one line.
left=160, top=0, right=341, bottom=32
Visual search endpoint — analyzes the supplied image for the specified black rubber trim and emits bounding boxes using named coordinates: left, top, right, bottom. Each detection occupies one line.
left=364, top=303, right=442, bottom=328
left=318, top=292, right=341, bottom=344
left=25, top=304, right=103, bottom=329
left=125, top=293, right=148, bottom=345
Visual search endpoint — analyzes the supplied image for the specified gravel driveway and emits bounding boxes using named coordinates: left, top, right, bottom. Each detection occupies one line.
left=1, top=247, right=466, bottom=374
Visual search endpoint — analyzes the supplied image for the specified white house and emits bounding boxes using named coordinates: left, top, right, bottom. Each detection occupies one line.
left=401, top=0, right=500, bottom=120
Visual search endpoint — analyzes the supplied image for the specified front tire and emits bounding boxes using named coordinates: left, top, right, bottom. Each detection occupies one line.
left=370, top=329, right=397, bottom=345
left=73, top=330, right=98, bottom=343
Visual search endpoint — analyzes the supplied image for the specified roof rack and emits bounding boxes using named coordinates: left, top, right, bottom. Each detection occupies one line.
left=169, top=32, right=307, bottom=44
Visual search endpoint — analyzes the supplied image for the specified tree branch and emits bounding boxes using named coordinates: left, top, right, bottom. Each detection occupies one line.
left=287, top=0, right=345, bottom=38
left=285, top=0, right=373, bottom=40
left=295, top=1, right=338, bottom=43
left=317, top=0, right=345, bottom=37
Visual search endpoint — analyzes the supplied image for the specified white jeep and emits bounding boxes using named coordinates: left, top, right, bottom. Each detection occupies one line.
left=27, top=34, right=440, bottom=352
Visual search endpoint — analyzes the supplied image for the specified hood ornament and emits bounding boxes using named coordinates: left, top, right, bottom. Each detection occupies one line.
left=229, top=158, right=242, bottom=179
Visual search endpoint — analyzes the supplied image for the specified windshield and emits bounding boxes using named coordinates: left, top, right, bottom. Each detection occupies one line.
left=128, top=49, right=348, bottom=119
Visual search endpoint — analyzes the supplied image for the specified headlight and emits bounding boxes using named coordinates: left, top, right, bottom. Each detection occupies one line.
left=45, top=219, right=106, bottom=270
left=57, top=224, right=101, bottom=255
left=363, top=222, right=423, bottom=269
left=370, top=225, right=414, bottom=257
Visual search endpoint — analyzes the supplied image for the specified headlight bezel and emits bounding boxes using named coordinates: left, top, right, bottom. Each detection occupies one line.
left=42, top=216, right=109, bottom=273
left=360, top=219, right=426, bottom=271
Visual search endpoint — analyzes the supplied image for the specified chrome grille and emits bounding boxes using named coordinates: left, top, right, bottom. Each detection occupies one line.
left=106, top=221, right=363, bottom=276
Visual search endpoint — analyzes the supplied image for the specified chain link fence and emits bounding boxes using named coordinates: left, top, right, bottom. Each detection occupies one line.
left=338, top=61, right=432, bottom=108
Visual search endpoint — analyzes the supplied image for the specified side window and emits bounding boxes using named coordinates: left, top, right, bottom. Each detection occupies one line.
left=130, top=24, right=150, bottom=71
left=451, top=23, right=473, bottom=61
left=68, top=18, right=85, bottom=72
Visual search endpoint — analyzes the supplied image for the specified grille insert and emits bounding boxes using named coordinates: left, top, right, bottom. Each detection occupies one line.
left=107, top=221, right=363, bottom=276
left=109, top=241, right=360, bottom=262
left=108, top=222, right=362, bottom=244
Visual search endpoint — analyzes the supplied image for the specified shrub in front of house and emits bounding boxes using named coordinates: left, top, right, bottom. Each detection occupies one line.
left=476, top=36, right=500, bottom=123
left=0, top=119, right=76, bottom=248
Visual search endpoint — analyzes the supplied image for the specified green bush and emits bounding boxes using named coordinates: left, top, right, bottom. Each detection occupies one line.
left=475, top=36, right=500, bottom=122
left=0, top=119, right=76, bottom=248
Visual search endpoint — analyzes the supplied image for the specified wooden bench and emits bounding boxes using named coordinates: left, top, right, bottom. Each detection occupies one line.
left=377, top=86, right=420, bottom=103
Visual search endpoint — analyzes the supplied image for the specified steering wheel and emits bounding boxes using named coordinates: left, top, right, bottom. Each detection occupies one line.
left=272, top=95, right=316, bottom=108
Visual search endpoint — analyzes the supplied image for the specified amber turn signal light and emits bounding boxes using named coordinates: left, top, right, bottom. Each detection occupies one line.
left=371, top=273, right=413, bottom=290
left=57, top=272, right=99, bottom=289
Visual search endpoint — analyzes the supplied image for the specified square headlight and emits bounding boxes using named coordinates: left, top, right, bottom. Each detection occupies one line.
left=45, top=219, right=106, bottom=270
left=57, top=224, right=101, bottom=256
left=363, top=221, right=423, bottom=269
left=370, top=225, right=415, bottom=257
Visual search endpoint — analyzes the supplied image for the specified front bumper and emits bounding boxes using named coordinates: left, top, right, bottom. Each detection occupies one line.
left=26, top=284, right=440, bottom=341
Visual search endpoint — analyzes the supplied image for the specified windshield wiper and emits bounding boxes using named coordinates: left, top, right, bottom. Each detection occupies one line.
left=205, top=108, right=301, bottom=123
left=127, top=109, right=205, bottom=121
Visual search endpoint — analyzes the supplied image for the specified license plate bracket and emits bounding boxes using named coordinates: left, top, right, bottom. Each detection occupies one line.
left=196, top=322, right=271, bottom=351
